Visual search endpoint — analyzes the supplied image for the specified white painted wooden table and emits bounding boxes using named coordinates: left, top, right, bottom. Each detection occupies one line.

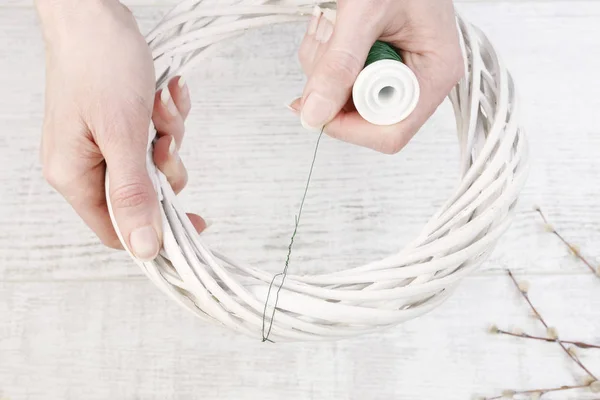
left=1, top=1, right=599, bottom=399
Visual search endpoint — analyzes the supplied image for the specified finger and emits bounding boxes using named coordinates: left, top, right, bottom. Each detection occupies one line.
left=291, top=10, right=335, bottom=113
left=288, top=97, right=302, bottom=115
left=314, top=10, right=334, bottom=44
left=169, top=76, right=191, bottom=120
left=153, top=135, right=188, bottom=194
left=323, top=73, right=447, bottom=154
left=286, top=97, right=356, bottom=116
left=298, top=7, right=323, bottom=75
left=43, top=145, right=124, bottom=250
left=299, top=8, right=338, bottom=77
left=99, top=111, right=162, bottom=262
left=299, top=4, right=381, bottom=131
left=153, top=85, right=185, bottom=148
left=187, top=213, right=208, bottom=234
left=324, top=44, right=463, bottom=154
left=71, top=166, right=124, bottom=250
left=288, top=95, right=354, bottom=116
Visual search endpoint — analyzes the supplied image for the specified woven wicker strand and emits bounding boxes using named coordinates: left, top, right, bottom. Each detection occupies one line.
left=105, top=0, right=529, bottom=342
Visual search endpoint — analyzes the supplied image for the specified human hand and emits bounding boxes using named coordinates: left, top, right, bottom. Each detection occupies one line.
left=36, top=0, right=205, bottom=261
left=291, top=0, right=464, bottom=154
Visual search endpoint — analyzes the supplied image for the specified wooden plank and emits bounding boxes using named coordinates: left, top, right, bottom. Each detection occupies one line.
left=1, top=275, right=599, bottom=399
left=1, top=2, right=599, bottom=281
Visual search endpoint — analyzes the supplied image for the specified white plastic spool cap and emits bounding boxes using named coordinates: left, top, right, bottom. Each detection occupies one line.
left=352, top=59, right=420, bottom=126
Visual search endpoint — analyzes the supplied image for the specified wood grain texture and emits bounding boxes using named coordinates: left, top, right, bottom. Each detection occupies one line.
left=1, top=2, right=600, bottom=399
left=1, top=3, right=599, bottom=281
left=1, top=275, right=600, bottom=399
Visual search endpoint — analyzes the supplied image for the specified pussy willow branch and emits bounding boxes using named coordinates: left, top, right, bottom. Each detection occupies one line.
left=484, top=208, right=600, bottom=399
left=506, top=269, right=597, bottom=380
left=485, top=383, right=592, bottom=400
left=535, top=207, right=598, bottom=276
left=495, top=328, right=600, bottom=350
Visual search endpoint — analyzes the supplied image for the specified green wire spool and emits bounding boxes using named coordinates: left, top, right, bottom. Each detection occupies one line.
left=365, top=40, right=403, bottom=67
left=353, top=40, right=420, bottom=125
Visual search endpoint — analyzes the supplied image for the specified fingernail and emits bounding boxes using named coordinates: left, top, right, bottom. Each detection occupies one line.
left=161, top=88, right=178, bottom=117
left=322, top=9, right=336, bottom=24
left=168, top=136, right=177, bottom=156
left=307, top=6, right=321, bottom=35
left=130, top=225, right=160, bottom=261
left=178, top=75, right=189, bottom=99
left=285, top=97, right=301, bottom=114
left=178, top=75, right=186, bottom=89
left=301, top=92, right=332, bottom=131
left=318, top=21, right=333, bottom=43
left=165, top=137, right=181, bottom=176
left=315, top=20, right=330, bottom=42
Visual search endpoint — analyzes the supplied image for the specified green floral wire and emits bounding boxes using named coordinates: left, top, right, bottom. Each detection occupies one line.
left=364, top=41, right=402, bottom=67
left=261, top=128, right=324, bottom=342
left=261, top=42, right=404, bottom=342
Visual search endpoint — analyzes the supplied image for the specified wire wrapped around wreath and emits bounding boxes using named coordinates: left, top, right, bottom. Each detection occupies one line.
left=105, top=0, right=529, bottom=342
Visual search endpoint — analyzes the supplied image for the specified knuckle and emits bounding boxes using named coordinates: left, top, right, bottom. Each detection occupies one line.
left=180, top=103, right=191, bottom=119
left=380, top=135, right=409, bottom=155
left=42, top=159, right=68, bottom=191
left=446, top=49, right=465, bottom=85
left=102, top=236, right=124, bottom=250
left=351, top=1, right=389, bottom=31
left=42, top=164, right=59, bottom=188
left=320, top=49, right=362, bottom=87
left=40, top=122, right=54, bottom=167
left=452, top=55, right=466, bottom=83
left=298, top=43, right=310, bottom=66
left=90, top=99, right=151, bottom=144
left=368, top=0, right=393, bottom=16
left=369, top=0, right=392, bottom=5
left=380, top=144, right=399, bottom=155
left=110, top=182, right=152, bottom=210
left=119, top=3, right=134, bottom=16
left=437, top=44, right=465, bottom=89
left=170, top=167, right=188, bottom=194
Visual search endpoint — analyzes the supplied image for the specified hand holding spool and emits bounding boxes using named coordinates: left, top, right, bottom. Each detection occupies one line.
left=292, top=3, right=463, bottom=153
left=295, top=8, right=421, bottom=126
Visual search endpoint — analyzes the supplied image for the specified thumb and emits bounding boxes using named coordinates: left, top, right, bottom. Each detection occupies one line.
left=102, top=123, right=162, bottom=262
left=300, top=7, right=380, bottom=130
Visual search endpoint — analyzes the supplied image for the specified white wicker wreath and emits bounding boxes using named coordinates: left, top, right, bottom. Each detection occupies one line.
left=106, top=0, right=528, bottom=342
